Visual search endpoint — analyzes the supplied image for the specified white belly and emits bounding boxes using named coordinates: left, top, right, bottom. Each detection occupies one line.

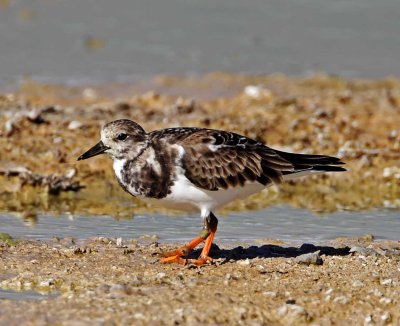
left=149, top=170, right=266, bottom=218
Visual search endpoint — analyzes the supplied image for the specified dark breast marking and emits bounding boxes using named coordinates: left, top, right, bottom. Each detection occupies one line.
left=121, top=141, right=178, bottom=199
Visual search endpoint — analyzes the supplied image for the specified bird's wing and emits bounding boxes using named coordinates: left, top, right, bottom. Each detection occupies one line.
left=167, top=129, right=295, bottom=191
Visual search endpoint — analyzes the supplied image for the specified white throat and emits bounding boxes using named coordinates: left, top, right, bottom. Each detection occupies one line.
left=113, top=158, right=126, bottom=184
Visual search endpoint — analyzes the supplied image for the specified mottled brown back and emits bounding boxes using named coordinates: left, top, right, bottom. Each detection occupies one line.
left=151, top=128, right=295, bottom=191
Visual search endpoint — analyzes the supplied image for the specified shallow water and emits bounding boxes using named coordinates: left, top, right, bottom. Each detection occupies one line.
left=0, top=0, right=399, bottom=86
left=1, top=206, right=399, bottom=243
left=0, top=289, right=59, bottom=301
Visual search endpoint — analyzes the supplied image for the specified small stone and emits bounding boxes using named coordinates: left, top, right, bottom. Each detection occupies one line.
left=174, top=308, right=184, bottom=318
left=372, top=288, right=383, bottom=297
left=277, top=305, right=288, bottom=316
left=350, top=247, right=377, bottom=256
left=231, top=272, right=241, bottom=280
left=333, top=296, right=349, bottom=304
left=277, top=304, right=307, bottom=318
left=379, top=297, right=392, bottom=304
left=263, top=291, right=277, bottom=298
left=156, top=272, right=166, bottom=280
left=237, top=258, right=251, bottom=266
left=364, top=314, right=373, bottom=325
left=64, top=168, right=76, bottom=179
left=244, top=85, right=272, bottom=99
left=257, top=265, right=266, bottom=274
left=53, top=137, right=62, bottom=144
left=67, top=120, right=83, bottom=130
left=39, top=279, right=55, bottom=287
left=23, top=281, right=34, bottom=290
left=352, top=280, right=364, bottom=287
left=381, top=312, right=391, bottom=323
left=380, top=278, right=392, bottom=286
left=235, top=306, right=247, bottom=318
left=133, top=313, right=145, bottom=320
left=294, top=251, right=323, bottom=265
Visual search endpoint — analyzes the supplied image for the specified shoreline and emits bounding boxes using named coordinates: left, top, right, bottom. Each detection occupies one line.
left=1, top=236, right=399, bottom=325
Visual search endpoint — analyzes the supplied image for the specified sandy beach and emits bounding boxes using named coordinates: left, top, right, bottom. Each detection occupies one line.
left=1, top=236, right=399, bottom=325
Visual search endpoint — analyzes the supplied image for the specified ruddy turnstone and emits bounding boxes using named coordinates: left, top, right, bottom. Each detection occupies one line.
left=78, top=119, right=345, bottom=265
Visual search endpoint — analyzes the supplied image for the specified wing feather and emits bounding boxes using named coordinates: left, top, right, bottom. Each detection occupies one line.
left=149, top=127, right=345, bottom=192
left=174, top=129, right=293, bottom=191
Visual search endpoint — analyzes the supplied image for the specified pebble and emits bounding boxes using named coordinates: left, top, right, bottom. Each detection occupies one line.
left=263, top=291, right=277, bottom=298
left=133, top=313, right=145, bottom=320
left=237, top=258, right=251, bottom=266
left=294, top=251, right=323, bottom=265
left=352, top=280, right=364, bottom=288
left=372, top=288, right=383, bottom=297
left=380, top=278, right=392, bottom=286
left=64, top=169, right=76, bottom=179
left=67, top=120, right=83, bottom=130
left=333, top=296, right=349, bottom=304
left=381, top=312, right=391, bottom=323
left=156, top=272, right=167, bottom=281
left=39, top=279, right=55, bottom=287
left=350, top=247, right=377, bottom=256
left=23, top=281, right=33, bottom=290
left=379, top=297, right=392, bottom=304
left=244, top=85, right=272, bottom=99
left=277, top=304, right=307, bottom=317
left=364, top=314, right=373, bottom=325
left=256, top=265, right=266, bottom=274
left=174, top=308, right=184, bottom=318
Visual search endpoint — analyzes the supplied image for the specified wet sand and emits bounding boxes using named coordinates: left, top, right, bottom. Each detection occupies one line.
left=1, top=236, right=399, bottom=325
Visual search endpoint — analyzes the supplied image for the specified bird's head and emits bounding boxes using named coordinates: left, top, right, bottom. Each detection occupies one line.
left=77, top=119, right=148, bottom=161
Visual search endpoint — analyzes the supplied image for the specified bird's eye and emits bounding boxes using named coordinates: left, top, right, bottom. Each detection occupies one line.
left=116, top=133, right=128, bottom=141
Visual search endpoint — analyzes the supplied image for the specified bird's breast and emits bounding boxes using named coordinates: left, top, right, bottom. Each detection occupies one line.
left=112, top=145, right=178, bottom=199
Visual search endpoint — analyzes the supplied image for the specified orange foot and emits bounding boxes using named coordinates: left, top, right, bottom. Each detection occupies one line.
left=160, top=245, right=193, bottom=265
left=161, top=252, right=212, bottom=266
left=160, top=212, right=218, bottom=266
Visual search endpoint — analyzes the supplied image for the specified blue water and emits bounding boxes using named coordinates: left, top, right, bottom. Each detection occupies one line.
left=1, top=206, right=399, bottom=243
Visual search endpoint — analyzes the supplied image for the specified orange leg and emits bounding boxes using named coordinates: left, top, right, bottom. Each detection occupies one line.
left=161, top=212, right=218, bottom=265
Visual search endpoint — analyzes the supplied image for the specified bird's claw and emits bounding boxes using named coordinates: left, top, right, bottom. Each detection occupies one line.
left=160, top=254, right=212, bottom=266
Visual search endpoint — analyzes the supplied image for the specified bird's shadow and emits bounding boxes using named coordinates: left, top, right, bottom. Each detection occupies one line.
left=189, top=242, right=350, bottom=262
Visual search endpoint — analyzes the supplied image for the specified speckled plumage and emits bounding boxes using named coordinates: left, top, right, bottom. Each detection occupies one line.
left=78, top=119, right=345, bottom=217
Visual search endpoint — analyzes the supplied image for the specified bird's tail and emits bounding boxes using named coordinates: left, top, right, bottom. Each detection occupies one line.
left=275, top=151, right=346, bottom=176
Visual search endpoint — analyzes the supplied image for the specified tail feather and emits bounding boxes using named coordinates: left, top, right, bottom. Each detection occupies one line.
left=274, top=150, right=346, bottom=174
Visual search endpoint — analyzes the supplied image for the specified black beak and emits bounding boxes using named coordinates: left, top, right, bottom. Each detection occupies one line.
left=77, top=141, right=110, bottom=161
